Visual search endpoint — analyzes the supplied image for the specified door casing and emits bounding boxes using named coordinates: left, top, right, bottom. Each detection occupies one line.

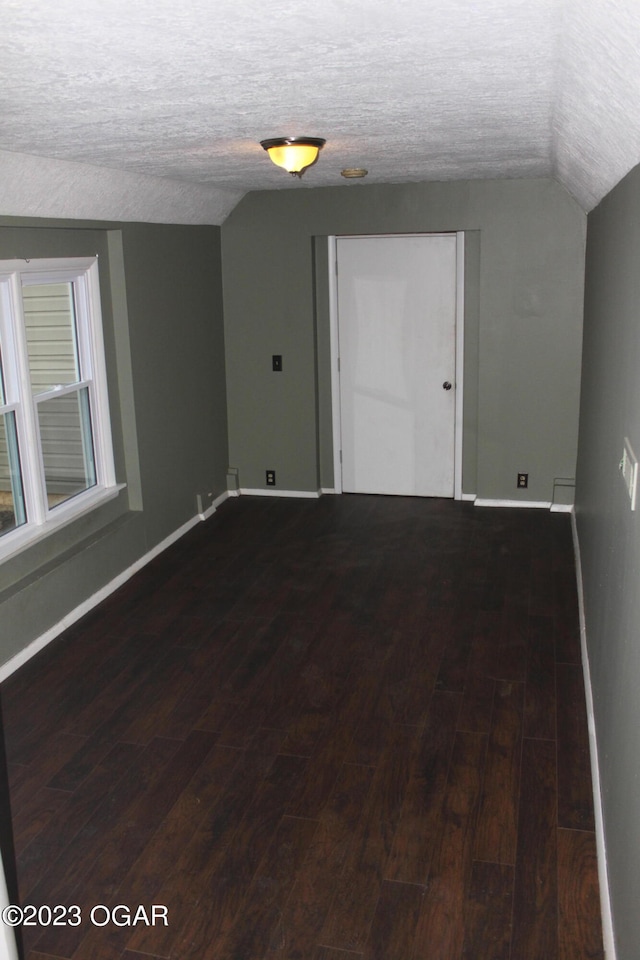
left=327, top=232, right=465, bottom=497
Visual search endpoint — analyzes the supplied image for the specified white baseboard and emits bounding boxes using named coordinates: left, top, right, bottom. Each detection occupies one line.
left=474, top=498, right=553, bottom=509
left=0, top=491, right=230, bottom=684
left=571, top=511, right=616, bottom=960
left=197, top=490, right=228, bottom=520
left=238, top=488, right=321, bottom=499
left=233, top=490, right=570, bottom=510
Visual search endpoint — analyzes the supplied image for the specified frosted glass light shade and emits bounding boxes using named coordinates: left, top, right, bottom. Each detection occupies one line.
left=260, top=137, right=326, bottom=177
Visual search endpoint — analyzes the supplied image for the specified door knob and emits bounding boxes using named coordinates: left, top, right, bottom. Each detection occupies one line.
left=443, top=381, right=452, bottom=391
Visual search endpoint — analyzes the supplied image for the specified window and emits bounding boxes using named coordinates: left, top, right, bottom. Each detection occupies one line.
left=0, top=258, right=117, bottom=560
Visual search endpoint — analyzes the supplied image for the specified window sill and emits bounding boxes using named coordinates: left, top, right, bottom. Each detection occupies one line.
left=0, top=484, right=126, bottom=566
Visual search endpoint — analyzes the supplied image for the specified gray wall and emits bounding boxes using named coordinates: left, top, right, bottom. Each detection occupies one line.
left=222, top=179, right=586, bottom=501
left=575, top=161, right=640, bottom=960
left=0, top=218, right=228, bottom=668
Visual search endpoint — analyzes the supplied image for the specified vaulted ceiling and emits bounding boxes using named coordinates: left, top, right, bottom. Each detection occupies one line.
left=1, top=0, right=639, bottom=223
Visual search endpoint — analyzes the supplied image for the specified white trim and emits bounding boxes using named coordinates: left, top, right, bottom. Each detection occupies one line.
left=454, top=231, right=465, bottom=501
left=320, top=487, right=338, bottom=494
left=571, top=510, right=617, bottom=960
left=328, top=232, right=464, bottom=500
left=197, top=490, right=228, bottom=520
left=238, top=488, right=320, bottom=499
left=335, top=232, right=459, bottom=241
left=474, top=498, right=553, bottom=509
left=473, top=498, right=573, bottom=512
left=84, top=259, right=117, bottom=489
left=327, top=235, right=343, bottom=494
left=0, top=492, right=230, bottom=683
left=0, top=257, right=118, bottom=559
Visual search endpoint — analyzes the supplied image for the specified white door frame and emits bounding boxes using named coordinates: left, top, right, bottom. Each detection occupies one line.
left=328, top=232, right=465, bottom=498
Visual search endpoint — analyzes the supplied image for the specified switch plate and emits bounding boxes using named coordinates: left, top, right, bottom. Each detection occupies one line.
left=620, top=438, right=638, bottom=510
left=272, top=355, right=282, bottom=372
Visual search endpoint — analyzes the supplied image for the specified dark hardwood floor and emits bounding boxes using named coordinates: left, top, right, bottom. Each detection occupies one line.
left=1, top=495, right=604, bottom=959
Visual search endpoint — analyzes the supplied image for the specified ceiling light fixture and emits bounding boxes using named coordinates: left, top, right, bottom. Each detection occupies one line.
left=341, top=168, right=368, bottom=179
left=260, top=136, right=326, bottom=178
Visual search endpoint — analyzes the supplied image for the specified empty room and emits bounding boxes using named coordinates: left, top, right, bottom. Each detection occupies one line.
left=0, top=1, right=639, bottom=958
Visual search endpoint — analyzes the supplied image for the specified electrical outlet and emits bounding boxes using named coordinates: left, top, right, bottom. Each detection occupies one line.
left=517, top=473, right=528, bottom=489
left=266, top=469, right=276, bottom=486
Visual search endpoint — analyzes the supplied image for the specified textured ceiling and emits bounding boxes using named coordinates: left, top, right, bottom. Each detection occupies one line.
left=1, top=0, right=639, bottom=222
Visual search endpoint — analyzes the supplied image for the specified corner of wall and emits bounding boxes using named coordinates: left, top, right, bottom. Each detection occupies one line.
left=570, top=511, right=617, bottom=960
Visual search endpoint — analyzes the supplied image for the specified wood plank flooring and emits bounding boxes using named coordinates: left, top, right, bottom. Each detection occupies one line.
left=0, top=495, right=604, bottom=959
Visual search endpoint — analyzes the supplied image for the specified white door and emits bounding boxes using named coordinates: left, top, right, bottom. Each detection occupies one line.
left=336, top=234, right=458, bottom=497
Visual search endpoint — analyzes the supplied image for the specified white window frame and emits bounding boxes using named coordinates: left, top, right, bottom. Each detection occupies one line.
left=0, top=257, right=120, bottom=563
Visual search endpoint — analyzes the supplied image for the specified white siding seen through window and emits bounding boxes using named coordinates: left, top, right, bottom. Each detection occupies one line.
left=0, top=258, right=117, bottom=560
